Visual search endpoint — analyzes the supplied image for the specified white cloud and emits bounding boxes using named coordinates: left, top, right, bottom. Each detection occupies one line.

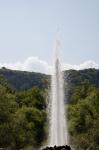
left=63, top=60, right=99, bottom=70
left=0, top=57, right=99, bottom=74
left=0, top=56, right=52, bottom=74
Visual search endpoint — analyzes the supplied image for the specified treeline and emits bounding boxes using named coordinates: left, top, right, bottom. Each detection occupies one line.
left=1, top=68, right=99, bottom=92
left=0, top=75, right=47, bottom=150
left=0, top=67, right=49, bottom=91
left=68, top=80, right=99, bottom=149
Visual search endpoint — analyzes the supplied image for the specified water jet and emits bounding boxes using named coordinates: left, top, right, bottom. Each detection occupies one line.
left=42, top=39, right=71, bottom=149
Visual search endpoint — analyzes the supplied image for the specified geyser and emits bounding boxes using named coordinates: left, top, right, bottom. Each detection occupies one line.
left=49, top=40, right=68, bottom=146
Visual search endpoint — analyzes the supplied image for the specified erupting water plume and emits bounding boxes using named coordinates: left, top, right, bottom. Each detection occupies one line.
left=49, top=39, right=68, bottom=146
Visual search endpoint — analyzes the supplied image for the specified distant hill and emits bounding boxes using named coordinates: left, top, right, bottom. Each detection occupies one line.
left=0, top=67, right=50, bottom=91
left=0, top=67, right=99, bottom=91
left=65, top=68, right=99, bottom=87
left=64, top=68, right=99, bottom=101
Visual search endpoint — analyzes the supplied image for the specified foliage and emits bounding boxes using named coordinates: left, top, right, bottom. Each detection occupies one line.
left=68, top=81, right=99, bottom=150
left=0, top=68, right=99, bottom=149
left=0, top=67, right=50, bottom=91
left=0, top=76, right=47, bottom=149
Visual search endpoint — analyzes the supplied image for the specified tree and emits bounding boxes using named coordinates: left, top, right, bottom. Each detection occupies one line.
left=68, top=83, right=99, bottom=149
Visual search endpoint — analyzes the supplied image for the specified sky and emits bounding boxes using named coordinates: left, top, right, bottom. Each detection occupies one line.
left=0, top=0, right=99, bottom=74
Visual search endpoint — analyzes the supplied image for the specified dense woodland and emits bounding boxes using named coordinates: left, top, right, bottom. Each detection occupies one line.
left=0, top=68, right=99, bottom=150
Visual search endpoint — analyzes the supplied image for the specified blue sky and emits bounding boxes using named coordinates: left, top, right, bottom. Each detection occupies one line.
left=0, top=0, right=99, bottom=73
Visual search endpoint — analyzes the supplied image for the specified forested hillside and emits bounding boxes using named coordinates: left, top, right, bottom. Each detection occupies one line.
left=0, top=67, right=49, bottom=91
left=64, top=68, right=99, bottom=102
left=0, top=68, right=99, bottom=149
left=0, top=68, right=99, bottom=91
left=65, top=68, right=99, bottom=89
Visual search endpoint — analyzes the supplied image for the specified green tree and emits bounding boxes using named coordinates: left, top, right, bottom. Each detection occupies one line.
left=0, top=84, right=17, bottom=148
left=13, top=107, right=46, bottom=149
left=68, top=83, right=99, bottom=149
